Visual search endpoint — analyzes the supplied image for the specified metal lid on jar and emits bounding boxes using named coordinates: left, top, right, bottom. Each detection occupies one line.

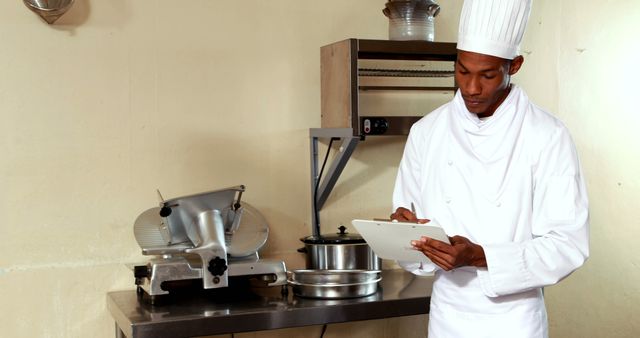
left=301, top=225, right=366, bottom=244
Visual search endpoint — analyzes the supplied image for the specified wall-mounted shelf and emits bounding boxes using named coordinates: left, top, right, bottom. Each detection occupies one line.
left=358, top=68, right=455, bottom=78
left=321, top=38, right=457, bottom=138
left=312, top=39, right=458, bottom=236
left=358, top=68, right=456, bottom=91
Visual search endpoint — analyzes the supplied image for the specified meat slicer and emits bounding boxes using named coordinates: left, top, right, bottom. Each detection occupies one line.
left=132, top=185, right=287, bottom=300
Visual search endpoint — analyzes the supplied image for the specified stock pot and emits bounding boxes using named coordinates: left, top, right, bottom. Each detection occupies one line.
left=299, top=225, right=381, bottom=270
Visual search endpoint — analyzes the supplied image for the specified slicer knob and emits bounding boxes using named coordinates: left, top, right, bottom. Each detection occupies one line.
left=133, top=265, right=150, bottom=285
left=207, top=257, right=228, bottom=277
left=159, top=206, right=172, bottom=217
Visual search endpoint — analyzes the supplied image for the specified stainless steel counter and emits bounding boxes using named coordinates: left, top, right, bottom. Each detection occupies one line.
left=107, top=269, right=433, bottom=338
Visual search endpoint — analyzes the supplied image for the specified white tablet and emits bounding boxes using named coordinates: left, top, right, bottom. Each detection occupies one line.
left=351, top=219, right=450, bottom=263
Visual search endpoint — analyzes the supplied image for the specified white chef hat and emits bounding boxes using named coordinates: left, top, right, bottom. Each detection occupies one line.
left=457, top=0, right=532, bottom=59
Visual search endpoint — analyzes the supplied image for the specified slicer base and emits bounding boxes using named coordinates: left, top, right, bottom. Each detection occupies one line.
left=134, top=255, right=287, bottom=301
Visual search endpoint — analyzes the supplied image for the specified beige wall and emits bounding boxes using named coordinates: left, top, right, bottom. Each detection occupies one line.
left=540, top=1, right=640, bottom=337
left=0, top=1, right=637, bottom=337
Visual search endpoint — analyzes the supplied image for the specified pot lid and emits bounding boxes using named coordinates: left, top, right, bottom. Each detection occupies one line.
left=301, top=225, right=366, bottom=244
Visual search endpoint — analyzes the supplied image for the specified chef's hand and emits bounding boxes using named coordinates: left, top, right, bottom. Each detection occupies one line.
left=411, top=235, right=487, bottom=270
left=390, top=207, right=429, bottom=223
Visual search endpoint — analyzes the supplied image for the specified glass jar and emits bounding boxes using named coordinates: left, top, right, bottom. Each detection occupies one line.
left=383, top=0, right=440, bottom=41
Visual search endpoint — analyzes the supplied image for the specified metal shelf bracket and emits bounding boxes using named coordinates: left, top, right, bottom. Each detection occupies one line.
left=309, top=128, right=360, bottom=237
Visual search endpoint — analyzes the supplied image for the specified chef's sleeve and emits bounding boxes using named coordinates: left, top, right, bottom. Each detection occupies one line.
left=398, top=261, right=439, bottom=275
left=476, top=126, right=590, bottom=297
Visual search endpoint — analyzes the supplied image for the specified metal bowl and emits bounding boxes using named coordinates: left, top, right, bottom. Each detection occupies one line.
left=287, top=269, right=382, bottom=299
left=23, top=0, right=75, bottom=24
left=289, top=269, right=381, bottom=285
left=288, top=279, right=381, bottom=299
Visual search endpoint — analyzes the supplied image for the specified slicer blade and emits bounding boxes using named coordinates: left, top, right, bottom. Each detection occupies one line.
left=225, top=202, right=269, bottom=258
left=134, top=207, right=192, bottom=251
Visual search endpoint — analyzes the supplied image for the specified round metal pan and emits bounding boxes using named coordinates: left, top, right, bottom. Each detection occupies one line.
left=288, top=279, right=381, bottom=299
left=287, top=269, right=382, bottom=299
left=289, top=269, right=381, bottom=285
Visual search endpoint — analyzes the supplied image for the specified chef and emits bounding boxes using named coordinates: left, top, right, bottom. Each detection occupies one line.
left=390, top=0, right=590, bottom=337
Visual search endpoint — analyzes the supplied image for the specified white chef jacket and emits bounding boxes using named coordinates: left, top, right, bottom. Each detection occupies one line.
left=393, top=85, right=589, bottom=338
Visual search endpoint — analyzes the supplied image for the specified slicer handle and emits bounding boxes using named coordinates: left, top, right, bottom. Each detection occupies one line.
left=199, top=210, right=226, bottom=246
left=185, top=209, right=229, bottom=288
